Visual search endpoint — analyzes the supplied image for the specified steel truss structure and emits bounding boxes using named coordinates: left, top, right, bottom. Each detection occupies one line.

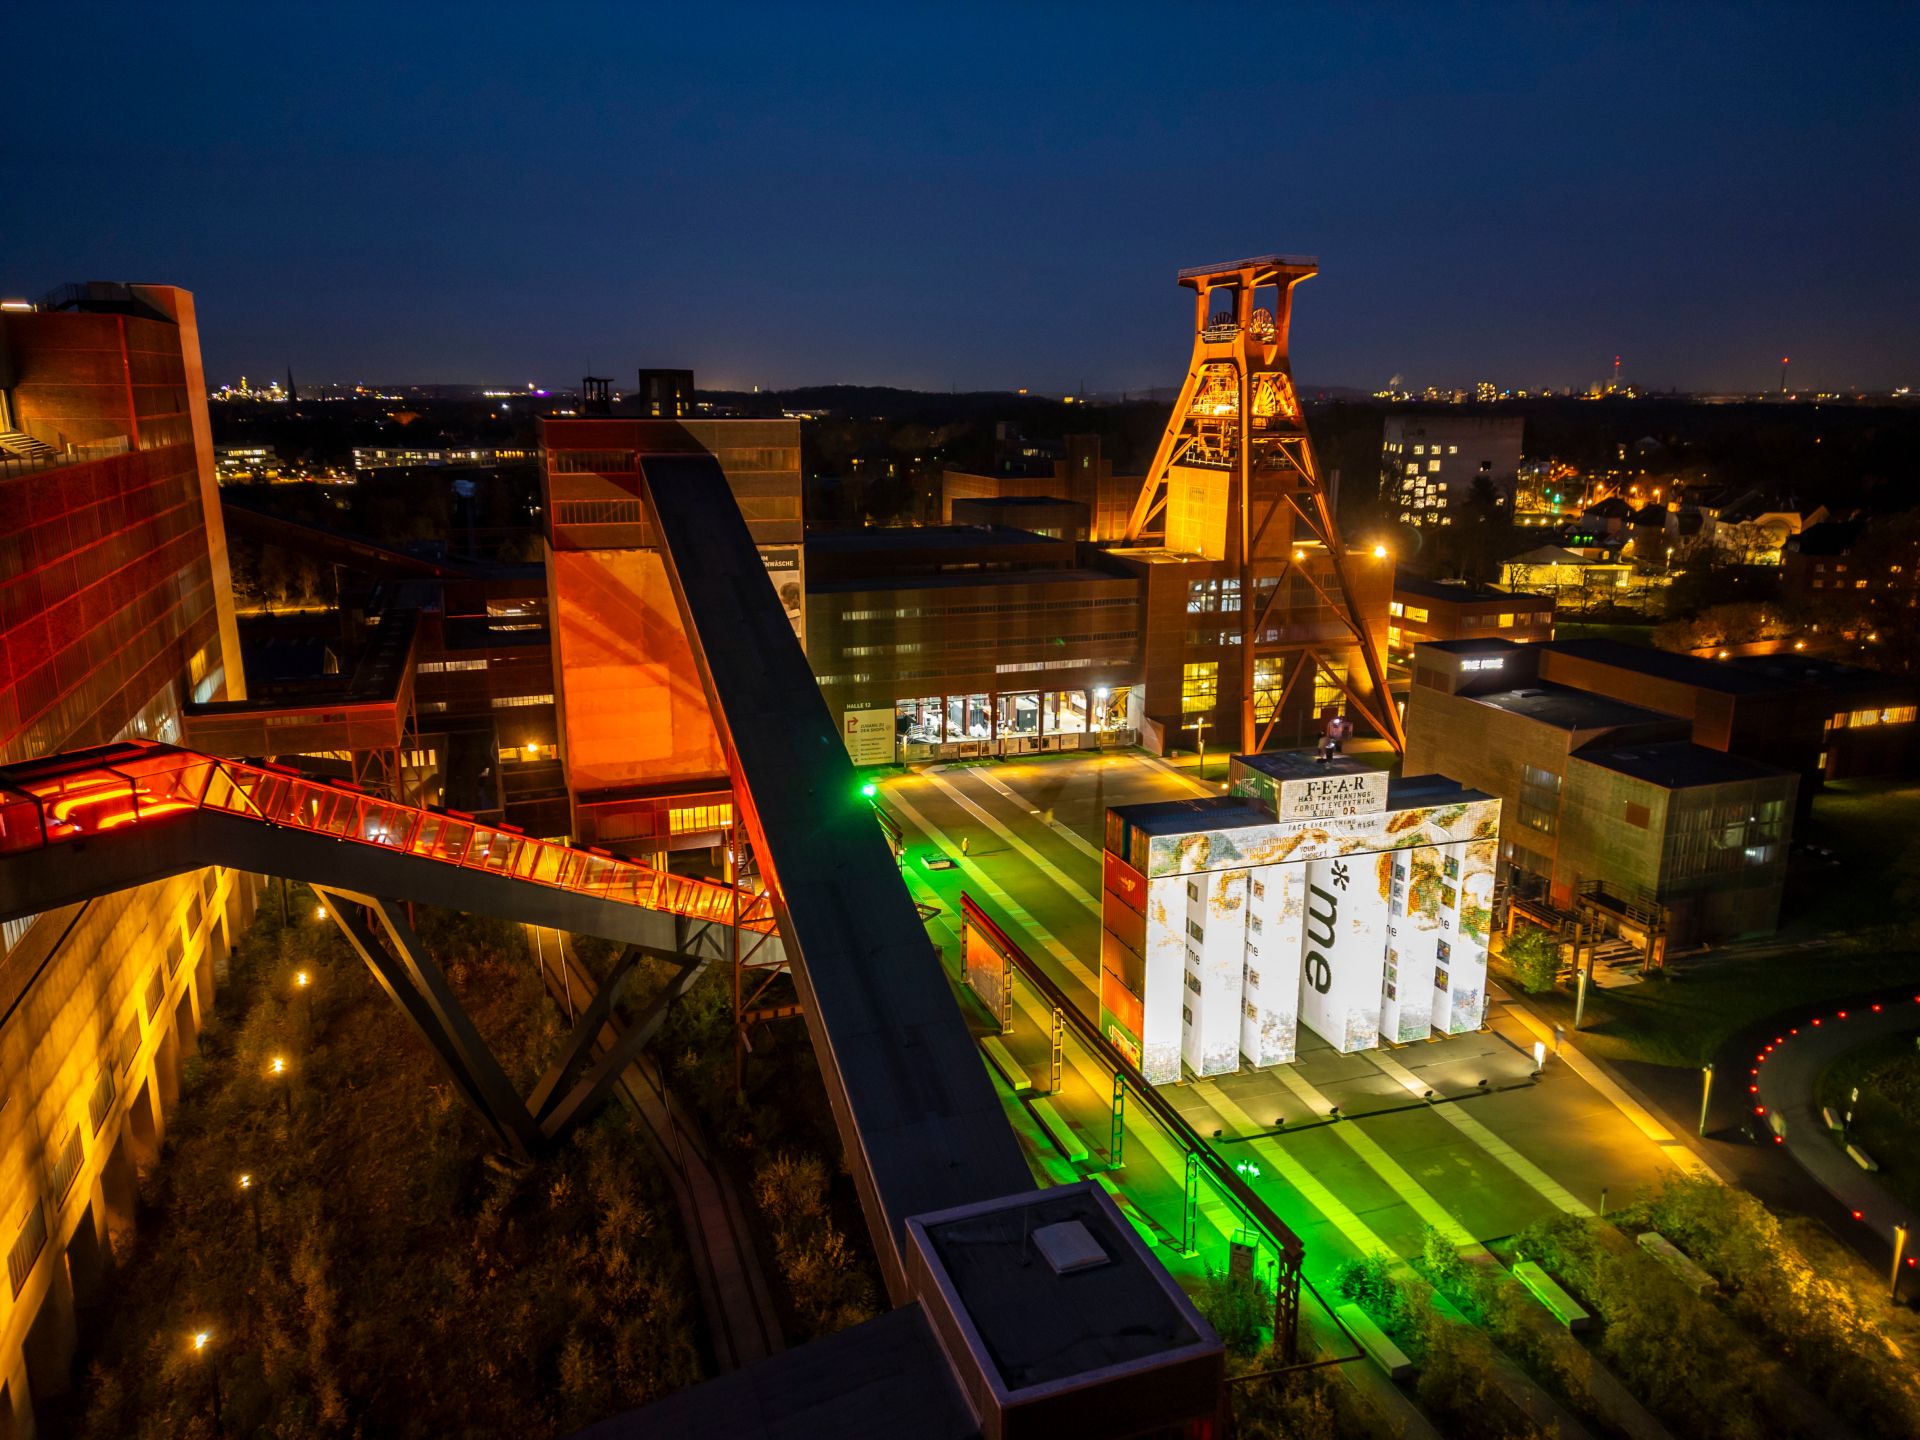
left=0, top=740, right=766, bottom=1160
left=318, top=890, right=709, bottom=1160
left=1125, top=255, right=1404, bottom=753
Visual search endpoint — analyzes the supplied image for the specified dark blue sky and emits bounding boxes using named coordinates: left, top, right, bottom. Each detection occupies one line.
left=9, top=4, right=1916, bottom=393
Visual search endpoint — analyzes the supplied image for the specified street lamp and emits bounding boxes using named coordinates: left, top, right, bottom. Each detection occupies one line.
left=269, top=1055, right=292, bottom=1121
left=313, top=904, right=326, bottom=921
left=238, top=1172, right=262, bottom=1247
left=191, top=1329, right=224, bottom=1431
left=1183, top=714, right=1212, bottom=781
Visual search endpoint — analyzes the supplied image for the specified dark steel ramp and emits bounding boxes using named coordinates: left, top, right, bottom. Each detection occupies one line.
left=640, top=452, right=1033, bottom=1300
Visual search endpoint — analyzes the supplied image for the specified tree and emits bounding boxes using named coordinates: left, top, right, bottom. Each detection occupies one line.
left=1503, top=925, right=1561, bottom=994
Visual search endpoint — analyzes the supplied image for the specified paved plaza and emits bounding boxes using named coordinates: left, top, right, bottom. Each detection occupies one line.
left=880, top=750, right=1708, bottom=1288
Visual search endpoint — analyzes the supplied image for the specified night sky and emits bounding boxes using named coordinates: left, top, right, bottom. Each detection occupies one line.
left=9, top=4, right=1915, bottom=394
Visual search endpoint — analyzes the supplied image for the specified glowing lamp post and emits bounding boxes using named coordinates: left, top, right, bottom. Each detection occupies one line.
left=238, top=1172, right=262, bottom=1248
left=1184, top=714, right=1212, bottom=782
left=269, top=1055, right=292, bottom=1122
left=191, top=1329, right=224, bottom=1431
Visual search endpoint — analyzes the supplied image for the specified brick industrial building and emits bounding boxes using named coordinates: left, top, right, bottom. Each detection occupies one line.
left=1388, top=570, right=1555, bottom=659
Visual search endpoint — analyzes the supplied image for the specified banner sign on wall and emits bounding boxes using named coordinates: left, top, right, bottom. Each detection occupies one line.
left=841, top=705, right=894, bottom=766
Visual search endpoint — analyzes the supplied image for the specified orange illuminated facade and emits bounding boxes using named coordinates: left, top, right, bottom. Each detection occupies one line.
left=1, top=283, right=251, bottom=1431
left=540, top=414, right=802, bottom=852
left=1, top=284, right=243, bottom=764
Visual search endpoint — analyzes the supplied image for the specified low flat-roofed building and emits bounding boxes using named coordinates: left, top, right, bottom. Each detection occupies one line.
left=1389, top=570, right=1555, bottom=657
left=941, top=434, right=1137, bottom=542
left=906, top=1182, right=1223, bottom=1440
left=949, top=494, right=1090, bottom=541
left=1406, top=639, right=1797, bottom=944
left=1535, top=637, right=1917, bottom=797
left=805, top=526, right=1147, bottom=761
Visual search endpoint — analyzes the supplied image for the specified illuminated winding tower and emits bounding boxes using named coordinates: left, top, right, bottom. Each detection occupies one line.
left=1125, top=255, right=1404, bottom=752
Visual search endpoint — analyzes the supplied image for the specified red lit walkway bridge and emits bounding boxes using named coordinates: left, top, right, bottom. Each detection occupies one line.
left=0, top=739, right=769, bottom=937
left=0, top=739, right=776, bottom=1161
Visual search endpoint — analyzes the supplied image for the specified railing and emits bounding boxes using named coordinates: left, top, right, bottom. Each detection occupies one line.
left=895, top=729, right=1139, bottom=764
left=0, top=740, right=771, bottom=932
left=0, top=435, right=131, bottom=480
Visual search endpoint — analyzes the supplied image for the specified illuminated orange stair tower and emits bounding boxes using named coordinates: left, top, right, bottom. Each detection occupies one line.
left=1125, top=255, right=1403, bottom=752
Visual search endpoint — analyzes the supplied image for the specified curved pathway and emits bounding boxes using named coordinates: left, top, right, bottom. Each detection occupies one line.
left=1750, top=992, right=1920, bottom=1273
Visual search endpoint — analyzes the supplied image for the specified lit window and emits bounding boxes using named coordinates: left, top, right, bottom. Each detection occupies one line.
left=1428, top=460, right=1441, bottom=473
left=1413, top=444, right=1425, bottom=456
left=1844, top=706, right=1916, bottom=728
left=668, top=803, right=735, bottom=836
left=1403, top=605, right=1429, bottom=623
left=1389, top=601, right=1404, bottom=617
left=1181, top=662, right=1218, bottom=714
left=1498, top=613, right=1514, bottom=627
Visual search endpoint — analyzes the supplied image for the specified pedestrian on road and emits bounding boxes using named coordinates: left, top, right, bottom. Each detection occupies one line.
left=960, top=835, right=970, bottom=858
left=1553, top=1023, right=1565, bottom=1055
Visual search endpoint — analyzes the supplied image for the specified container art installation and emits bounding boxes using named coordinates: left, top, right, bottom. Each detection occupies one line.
left=1099, top=753, right=1500, bottom=1084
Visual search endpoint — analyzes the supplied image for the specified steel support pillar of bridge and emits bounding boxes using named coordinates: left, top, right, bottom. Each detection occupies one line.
left=315, top=887, right=705, bottom=1160
left=727, top=816, right=797, bottom=1095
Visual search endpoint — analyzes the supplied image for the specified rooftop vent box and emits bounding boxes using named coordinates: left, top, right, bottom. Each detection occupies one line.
left=1032, top=1220, right=1108, bottom=1275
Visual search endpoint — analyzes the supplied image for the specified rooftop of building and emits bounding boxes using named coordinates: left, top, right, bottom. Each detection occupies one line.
left=1544, top=637, right=1903, bottom=698
left=1573, top=738, right=1792, bottom=789
left=804, top=524, right=1062, bottom=556
left=1416, top=637, right=1524, bottom=656
left=948, top=495, right=1082, bottom=510
left=1393, top=571, right=1553, bottom=606
left=909, top=1183, right=1215, bottom=1394
left=1110, top=796, right=1277, bottom=835
left=806, top=564, right=1134, bottom=597
left=1507, top=543, right=1628, bottom=567
left=1233, top=749, right=1491, bottom=810
left=1232, top=750, right=1380, bottom=784
left=1788, top=519, right=1863, bottom=556
left=1467, top=680, right=1680, bottom=733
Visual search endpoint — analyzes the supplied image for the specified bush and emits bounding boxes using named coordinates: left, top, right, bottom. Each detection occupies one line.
left=1515, top=1213, right=1789, bottom=1438
left=74, top=901, right=703, bottom=1439
left=1503, top=925, right=1561, bottom=995
left=1334, top=1251, right=1411, bottom=1331
left=1196, top=1265, right=1271, bottom=1358
left=1635, top=1176, right=1920, bottom=1437
left=752, top=1149, right=877, bottom=1340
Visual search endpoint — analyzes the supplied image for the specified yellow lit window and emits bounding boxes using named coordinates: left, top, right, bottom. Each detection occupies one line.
left=1312, top=660, right=1348, bottom=714
left=1403, top=605, right=1429, bottom=624
left=1181, top=662, right=1218, bottom=714
left=1498, top=613, right=1514, bottom=627
left=668, top=803, right=735, bottom=836
left=1844, top=706, right=1916, bottom=728
left=1389, top=601, right=1404, bottom=617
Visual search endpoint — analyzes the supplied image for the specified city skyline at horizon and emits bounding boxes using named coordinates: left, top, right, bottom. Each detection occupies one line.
left=8, top=5, right=1917, bottom=395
